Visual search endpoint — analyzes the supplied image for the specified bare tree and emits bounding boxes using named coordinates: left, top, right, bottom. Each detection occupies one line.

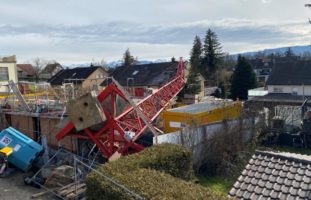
left=31, top=58, right=48, bottom=82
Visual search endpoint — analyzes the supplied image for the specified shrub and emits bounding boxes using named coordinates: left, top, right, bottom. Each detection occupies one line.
left=86, top=144, right=228, bottom=200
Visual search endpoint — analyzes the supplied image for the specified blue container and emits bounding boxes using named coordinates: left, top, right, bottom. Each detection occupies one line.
left=0, top=127, right=43, bottom=172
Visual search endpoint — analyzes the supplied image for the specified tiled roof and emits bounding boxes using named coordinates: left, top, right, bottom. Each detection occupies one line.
left=102, top=61, right=178, bottom=87
left=229, top=150, right=311, bottom=199
left=267, top=60, right=311, bottom=85
left=17, top=64, right=35, bottom=76
left=49, top=66, right=104, bottom=85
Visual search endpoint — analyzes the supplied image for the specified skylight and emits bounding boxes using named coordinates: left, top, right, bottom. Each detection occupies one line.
left=132, top=70, right=139, bottom=75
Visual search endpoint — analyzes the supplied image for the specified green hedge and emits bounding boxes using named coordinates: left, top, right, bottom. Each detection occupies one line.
left=86, top=144, right=228, bottom=200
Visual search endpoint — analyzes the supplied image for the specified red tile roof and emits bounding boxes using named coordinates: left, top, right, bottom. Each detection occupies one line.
left=17, top=64, right=35, bottom=76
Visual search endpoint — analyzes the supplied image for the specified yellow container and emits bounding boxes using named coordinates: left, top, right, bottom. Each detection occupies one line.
left=0, top=147, right=13, bottom=157
left=163, top=101, right=242, bottom=133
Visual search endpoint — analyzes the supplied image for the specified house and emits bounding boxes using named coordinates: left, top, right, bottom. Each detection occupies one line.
left=229, top=150, right=311, bottom=199
left=0, top=55, right=18, bottom=93
left=102, top=61, right=182, bottom=98
left=49, top=66, right=108, bottom=92
left=250, top=60, right=311, bottom=106
left=249, top=57, right=274, bottom=84
left=40, top=63, right=63, bottom=80
left=16, top=64, right=35, bottom=81
left=249, top=56, right=301, bottom=86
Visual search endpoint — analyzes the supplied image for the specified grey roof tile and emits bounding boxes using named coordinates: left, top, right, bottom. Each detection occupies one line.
left=281, top=185, right=290, bottom=194
left=258, top=179, right=266, bottom=187
left=247, top=170, right=255, bottom=178
left=268, top=175, right=277, bottom=183
left=302, top=175, right=311, bottom=183
left=264, top=167, right=272, bottom=175
left=265, top=182, right=273, bottom=190
left=270, top=190, right=279, bottom=199
left=292, top=180, right=300, bottom=188
left=229, top=150, right=311, bottom=200
left=242, top=191, right=252, bottom=199
left=254, top=186, right=263, bottom=194
left=289, top=187, right=299, bottom=196
left=300, top=182, right=309, bottom=190
left=273, top=183, right=281, bottom=191
left=298, top=189, right=308, bottom=198
left=284, top=178, right=293, bottom=186
left=287, top=173, right=295, bottom=180
left=251, top=177, right=259, bottom=185
left=246, top=184, right=255, bottom=192
left=240, top=182, right=248, bottom=190
left=262, top=188, right=271, bottom=197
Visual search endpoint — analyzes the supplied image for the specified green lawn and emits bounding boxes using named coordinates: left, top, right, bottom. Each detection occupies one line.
left=198, top=175, right=234, bottom=195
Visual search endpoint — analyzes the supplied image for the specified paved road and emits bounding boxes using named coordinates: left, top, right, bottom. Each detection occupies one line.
left=0, top=171, right=49, bottom=200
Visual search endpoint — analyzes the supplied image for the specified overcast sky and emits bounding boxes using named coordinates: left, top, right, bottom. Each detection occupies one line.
left=1, top=0, right=311, bottom=64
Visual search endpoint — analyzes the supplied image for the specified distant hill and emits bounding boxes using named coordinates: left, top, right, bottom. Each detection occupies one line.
left=235, top=44, right=311, bottom=58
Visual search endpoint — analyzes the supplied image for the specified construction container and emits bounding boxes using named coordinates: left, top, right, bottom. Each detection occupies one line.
left=163, top=100, right=242, bottom=133
left=0, top=127, right=43, bottom=172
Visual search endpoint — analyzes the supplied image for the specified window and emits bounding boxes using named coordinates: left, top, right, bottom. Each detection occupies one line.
left=292, top=88, right=298, bottom=95
left=0, top=67, right=9, bottom=81
left=273, top=87, right=283, bottom=93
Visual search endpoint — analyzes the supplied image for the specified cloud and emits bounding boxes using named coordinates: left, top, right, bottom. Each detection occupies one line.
left=1, top=18, right=311, bottom=63
left=262, top=0, right=272, bottom=3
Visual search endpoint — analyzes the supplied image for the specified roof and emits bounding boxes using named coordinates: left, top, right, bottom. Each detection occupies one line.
left=248, top=58, right=274, bottom=69
left=251, top=93, right=311, bottom=105
left=17, top=64, right=35, bottom=76
left=41, top=63, right=62, bottom=74
left=229, top=150, right=311, bottom=199
left=168, top=99, right=234, bottom=114
left=267, top=60, right=311, bottom=85
left=102, top=61, right=178, bottom=87
left=49, top=66, right=104, bottom=85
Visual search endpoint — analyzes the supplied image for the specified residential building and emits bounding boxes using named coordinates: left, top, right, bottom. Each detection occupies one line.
left=250, top=60, right=311, bottom=106
left=49, top=66, right=108, bottom=92
left=17, top=64, right=35, bottom=81
left=40, top=63, right=63, bottom=80
left=229, top=150, right=311, bottom=199
left=0, top=55, right=18, bottom=93
left=249, top=57, right=274, bottom=84
left=102, top=61, right=183, bottom=98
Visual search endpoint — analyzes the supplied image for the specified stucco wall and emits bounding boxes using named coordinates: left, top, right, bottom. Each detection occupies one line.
left=82, top=68, right=108, bottom=90
left=0, top=58, right=18, bottom=93
left=268, top=85, right=311, bottom=96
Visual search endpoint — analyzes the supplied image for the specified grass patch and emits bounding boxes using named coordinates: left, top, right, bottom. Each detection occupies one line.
left=198, top=175, right=234, bottom=195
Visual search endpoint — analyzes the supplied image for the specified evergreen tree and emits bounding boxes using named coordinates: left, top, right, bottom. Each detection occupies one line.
left=284, top=47, right=295, bottom=57
left=230, top=56, right=257, bottom=100
left=185, top=36, right=202, bottom=94
left=123, top=48, right=135, bottom=66
left=202, top=29, right=223, bottom=77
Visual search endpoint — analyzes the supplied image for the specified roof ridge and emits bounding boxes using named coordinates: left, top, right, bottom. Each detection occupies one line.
left=255, top=150, right=311, bottom=165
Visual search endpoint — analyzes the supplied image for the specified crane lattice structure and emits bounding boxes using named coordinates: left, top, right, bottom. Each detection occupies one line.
left=56, top=58, right=185, bottom=158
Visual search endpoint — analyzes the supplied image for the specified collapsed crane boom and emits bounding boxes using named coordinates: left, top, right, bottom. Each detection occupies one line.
left=56, top=58, right=185, bottom=158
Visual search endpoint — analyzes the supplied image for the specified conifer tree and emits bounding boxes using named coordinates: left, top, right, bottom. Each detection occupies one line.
left=230, top=56, right=257, bottom=100
left=185, top=36, right=202, bottom=94
left=284, top=47, right=295, bottom=57
left=123, top=48, right=135, bottom=66
left=202, top=29, right=223, bottom=77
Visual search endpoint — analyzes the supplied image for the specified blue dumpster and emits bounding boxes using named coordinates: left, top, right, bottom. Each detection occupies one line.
left=0, top=127, right=43, bottom=172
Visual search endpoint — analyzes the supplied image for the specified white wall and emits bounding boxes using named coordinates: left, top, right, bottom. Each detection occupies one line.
left=0, top=62, right=18, bottom=93
left=268, top=85, right=311, bottom=96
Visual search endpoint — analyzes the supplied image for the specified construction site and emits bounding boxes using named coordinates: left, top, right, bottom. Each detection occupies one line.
left=0, top=58, right=244, bottom=200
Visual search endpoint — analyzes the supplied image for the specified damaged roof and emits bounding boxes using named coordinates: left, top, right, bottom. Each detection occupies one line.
left=49, top=66, right=103, bottom=85
left=229, top=150, right=311, bottom=199
left=102, top=61, right=178, bottom=87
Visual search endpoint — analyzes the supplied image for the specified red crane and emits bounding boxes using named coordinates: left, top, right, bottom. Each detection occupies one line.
left=56, top=58, right=185, bottom=159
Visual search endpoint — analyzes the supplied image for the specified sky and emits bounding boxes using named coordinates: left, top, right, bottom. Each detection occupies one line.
left=1, top=0, right=311, bottom=64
